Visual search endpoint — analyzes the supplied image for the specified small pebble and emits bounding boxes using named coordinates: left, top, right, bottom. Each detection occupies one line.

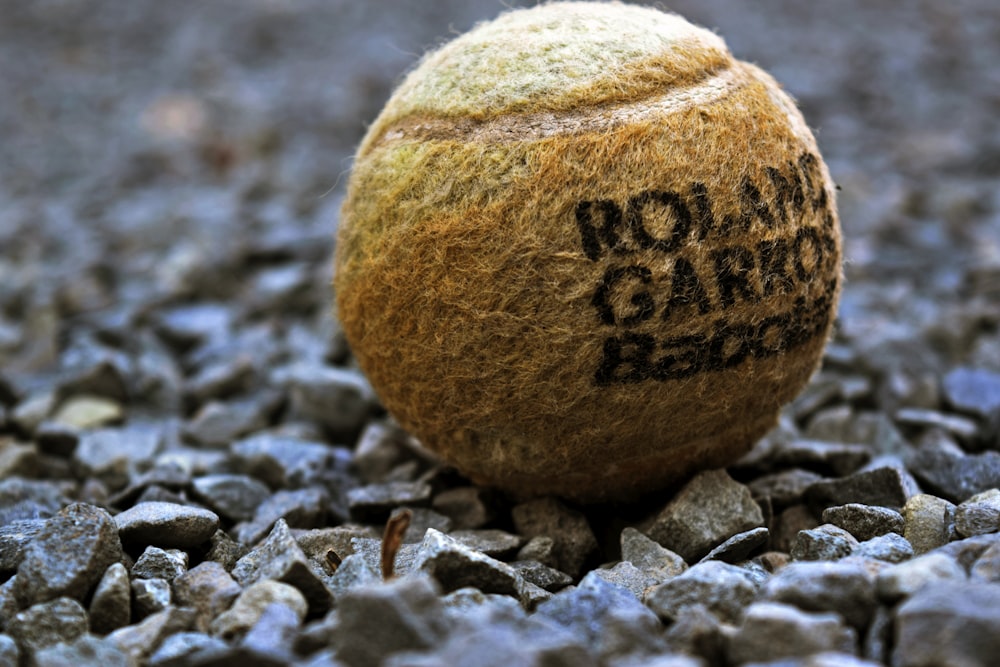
left=190, top=473, right=272, bottom=523
left=620, top=527, right=688, bottom=580
left=791, top=524, right=860, bottom=561
left=7, top=597, right=89, bottom=653
left=876, top=552, right=967, bottom=602
left=14, top=502, right=123, bottom=607
left=512, top=497, right=599, bottom=578
left=903, top=493, right=956, bottom=554
left=822, top=503, right=905, bottom=541
left=89, top=562, right=132, bottom=634
left=132, top=577, right=172, bottom=618
left=231, top=519, right=333, bottom=614
left=854, top=532, right=914, bottom=563
left=333, top=575, right=449, bottom=667
left=210, top=580, right=307, bottom=641
left=954, top=488, right=1000, bottom=537
left=643, top=470, right=764, bottom=563
left=894, top=581, right=1000, bottom=667
left=536, top=571, right=661, bottom=645
left=805, top=466, right=917, bottom=514
left=763, top=561, right=877, bottom=630
left=115, top=501, right=220, bottom=549
left=173, top=561, right=242, bottom=632
left=726, top=601, right=857, bottom=664
left=645, top=560, right=760, bottom=623
left=132, top=546, right=188, bottom=581
left=942, top=367, right=1000, bottom=419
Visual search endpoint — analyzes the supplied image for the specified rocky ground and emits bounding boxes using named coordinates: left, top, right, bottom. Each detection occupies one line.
left=1, top=1, right=999, bottom=666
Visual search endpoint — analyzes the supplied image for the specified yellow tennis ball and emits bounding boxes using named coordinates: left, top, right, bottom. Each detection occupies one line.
left=335, top=2, right=841, bottom=502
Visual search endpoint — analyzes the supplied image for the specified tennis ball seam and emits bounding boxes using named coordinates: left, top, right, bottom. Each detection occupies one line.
left=368, top=61, right=749, bottom=151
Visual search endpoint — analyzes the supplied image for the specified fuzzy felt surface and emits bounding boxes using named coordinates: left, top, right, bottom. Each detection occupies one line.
left=336, top=2, right=842, bottom=502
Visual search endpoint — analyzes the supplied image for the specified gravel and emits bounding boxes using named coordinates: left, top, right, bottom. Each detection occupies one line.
left=0, top=0, right=999, bottom=665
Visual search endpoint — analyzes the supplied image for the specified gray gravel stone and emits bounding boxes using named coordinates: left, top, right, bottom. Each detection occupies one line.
left=155, top=303, right=233, bottom=351
left=750, top=469, right=827, bottom=508
left=853, top=532, right=913, bottom=563
left=893, top=581, right=1000, bottom=667
left=875, top=552, right=967, bottom=602
left=448, top=529, right=521, bottom=559
left=412, top=528, right=547, bottom=608
left=281, top=364, right=376, bottom=436
left=763, top=561, right=877, bottom=630
left=942, top=367, right=1000, bottom=419
left=971, top=541, right=1000, bottom=582
left=431, top=486, right=495, bottom=530
left=511, top=497, right=599, bottom=578
left=620, top=527, right=687, bottom=580
left=805, top=465, right=918, bottom=514
left=894, top=407, right=981, bottom=442
left=791, top=524, right=860, bottom=561
left=204, top=529, right=248, bottom=571
left=645, top=560, right=760, bottom=623
left=644, top=470, right=764, bottom=563
left=955, top=488, right=1000, bottom=537
left=32, top=635, right=134, bottom=667
left=184, top=394, right=278, bottom=447
left=115, top=501, right=220, bottom=549
left=240, top=601, right=301, bottom=661
left=231, top=433, right=335, bottom=489
left=537, top=570, right=661, bottom=646
left=106, top=606, right=197, bottom=665
left=133, top=577, right=172, bottom=618
left=0, top=477, right=67, bottom=524
left=822, top=504, right=905, bottom=541
left=0, top=576, right=16, bottom=626
left=700, top=527, right=770, bottom=564
left=73, top=426, right=163, bottom=490
left=516, top=535, right=559, bottom=569
left=334, top=574, right=449, bottom=667
left=6, top=597, right=89, bottom=654
left=509, top=560, right=573, bottom=592
left=400, top=508, right=454, bottom=545
left=385, top=614, right=595, bottom=667
left=210, top=580, right=307, bottom=641
left=191, top=474, right=272, bottom=523
left=14, top=502, right=123, bottom=607
left=351, top=420, right=422, bottom=484
left=133, top=546, right=188, bottom=581
left=591, top=561, right=659, bottom=600
left=932, top=533, right=1000, bottom=572
left=173, top=561, right=242, bottom=633
left=0, top=518, right=45, bottom=574
left=0, top=634, right=17, bottom=667
left=903, top=493, right=956, bottom=554
left=89, top=562, right=132, bottom=635
left=0, top=440, right=39, bottom=479
left=347, top=481, right=433, bottom=523
left=768, top=439, right=872, bottom=477
left=148, top=631, right=228, bottom=667
left=108, top=463, right=191, bottom=509
left=328, top=552, right=381, bottom=603
left=726, top=601, right=857, bottom=664
left=232, top=519, right=333, bottom=614
left=663, top=603, right=725, bottom=665
left=236, top=486, right=329, bottom=545
left=906, top=431, right=1000, bottom=503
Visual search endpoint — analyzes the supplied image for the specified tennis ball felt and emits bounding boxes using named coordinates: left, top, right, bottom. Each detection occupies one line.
left=335, top=2, right=842, bottom=503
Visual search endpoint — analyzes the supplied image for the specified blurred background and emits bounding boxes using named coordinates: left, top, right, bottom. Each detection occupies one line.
left=1, top=0, right=999, bottom=389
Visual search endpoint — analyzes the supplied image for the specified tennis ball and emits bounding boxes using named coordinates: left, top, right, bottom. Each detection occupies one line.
left=335, top=2, right=841, bottom=502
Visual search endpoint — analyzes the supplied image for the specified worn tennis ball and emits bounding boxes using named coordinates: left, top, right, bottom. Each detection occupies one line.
left=335, top=2, right=841, bottom=502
